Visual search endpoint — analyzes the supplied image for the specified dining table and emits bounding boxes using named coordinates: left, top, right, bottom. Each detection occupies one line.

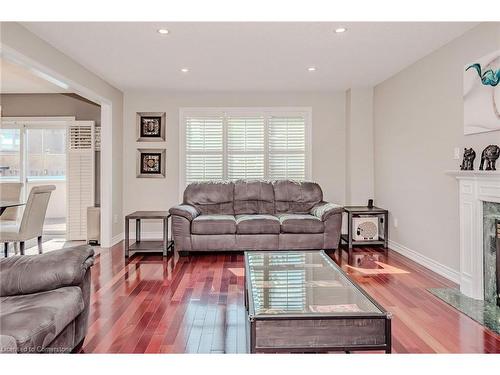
left=0, top=201, right=25, bottom=216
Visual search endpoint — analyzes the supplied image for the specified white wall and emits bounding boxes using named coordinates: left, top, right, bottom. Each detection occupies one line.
left=1, top=22, right=124, bottom=241
left=374, top=23, right=500, bottom=273
left=123, top=91, right=346, bottom=235
left=345, top=88, right=374, bottom=205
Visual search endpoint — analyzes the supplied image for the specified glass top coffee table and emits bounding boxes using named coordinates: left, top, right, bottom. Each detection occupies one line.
left=244, top=250, right=392, bottom=353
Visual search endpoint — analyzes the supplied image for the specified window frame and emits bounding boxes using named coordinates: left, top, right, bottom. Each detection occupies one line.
left=1, top=117, right=72, bottom=185
left=179, top=107, right=312, bottom=197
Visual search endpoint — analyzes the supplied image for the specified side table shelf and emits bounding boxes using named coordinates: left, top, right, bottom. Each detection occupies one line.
left=125, top=211, right=174, bottom=258
left=340, top=234, right=386, bottom=247
left=341, top=206, right=389, bottom=250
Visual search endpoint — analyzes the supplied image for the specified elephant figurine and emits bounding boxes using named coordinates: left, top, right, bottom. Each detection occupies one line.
left=460, top=148, right=476, bottom=170
left=479, top=145, right=500, bottom=171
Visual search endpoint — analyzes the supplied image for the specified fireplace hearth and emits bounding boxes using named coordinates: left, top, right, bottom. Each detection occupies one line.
left=428, top=206, right=500, bottom=334
left=434, top=171, right=500, bottom=334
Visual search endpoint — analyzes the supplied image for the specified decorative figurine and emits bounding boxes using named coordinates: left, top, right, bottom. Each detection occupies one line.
left=460, top=148, right=476, bottom=170
left=479, top=145, right=500, bottom=171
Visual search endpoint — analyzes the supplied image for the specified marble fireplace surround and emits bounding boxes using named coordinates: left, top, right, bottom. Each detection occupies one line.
left=448, top=170, right=500, bottom=300
left=483, top=202, right=500, bottom=304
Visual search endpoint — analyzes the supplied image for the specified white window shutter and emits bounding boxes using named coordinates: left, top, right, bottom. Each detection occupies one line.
left=182, top=109, right=309, bottom=186
left=227, top=116, right=265, bottom=180
left=67, top=121, right=95, bottom=240
left=185, top=116, right=224, bottom=184
left=268, top=116, right=306, bottom=180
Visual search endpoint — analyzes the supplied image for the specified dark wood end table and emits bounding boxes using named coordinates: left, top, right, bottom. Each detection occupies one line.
left=341, top=206, right=389, bottom=250
left=124, top=211, right=174, bottom=258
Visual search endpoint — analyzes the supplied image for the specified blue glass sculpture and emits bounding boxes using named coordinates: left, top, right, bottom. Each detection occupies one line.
left=466, top=63, right=500, bottom=87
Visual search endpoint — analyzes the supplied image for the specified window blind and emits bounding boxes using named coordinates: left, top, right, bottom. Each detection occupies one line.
left=227, top=116, right=265, bottom=180
left=185, top=116, right=223, bottom=184
left=67, top=121, right=95, bottom=241
left=182, top=109, right=309, bottom=186
left=268, top=116, right=306, bottom=180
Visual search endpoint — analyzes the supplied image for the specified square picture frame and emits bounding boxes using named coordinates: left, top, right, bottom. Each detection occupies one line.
left=136, top=112, right=166, bottom=141
left=136, top=148, right=166, bottom=178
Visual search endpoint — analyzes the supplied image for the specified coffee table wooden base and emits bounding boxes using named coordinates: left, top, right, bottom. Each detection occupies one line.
left=246, top=315, right=391, bottom=353
left=244, top=250, right=392, bottom=354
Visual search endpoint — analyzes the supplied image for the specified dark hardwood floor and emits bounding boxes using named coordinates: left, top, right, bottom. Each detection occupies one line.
left=80, top=243, right=500, bottom=353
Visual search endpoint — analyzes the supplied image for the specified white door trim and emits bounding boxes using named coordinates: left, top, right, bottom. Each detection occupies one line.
left=1, top=47, right=114, bottom=248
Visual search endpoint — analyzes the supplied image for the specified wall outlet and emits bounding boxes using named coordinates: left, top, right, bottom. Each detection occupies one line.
left=393, top=217, right=398, bottom=228
left=454, top=147, right=461, bottom=160
left=113, top=214, right=118, bottom=224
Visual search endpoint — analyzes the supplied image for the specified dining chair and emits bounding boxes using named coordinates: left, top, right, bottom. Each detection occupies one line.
left=0, top=182, right=23, bottom=221
left=1, top=185, right=56, bottom=257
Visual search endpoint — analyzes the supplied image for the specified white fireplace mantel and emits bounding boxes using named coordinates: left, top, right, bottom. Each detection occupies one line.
left=447, top=170, right=500, bottom=299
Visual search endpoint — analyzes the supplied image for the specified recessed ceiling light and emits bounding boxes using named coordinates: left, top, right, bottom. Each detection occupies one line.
left=307, top=67, right=316, bottom=72
left=181, top=68, right=189, bottom=73
left=157, top=28, right=169, bottom=35
left=335, top=27, right=347, bottom=33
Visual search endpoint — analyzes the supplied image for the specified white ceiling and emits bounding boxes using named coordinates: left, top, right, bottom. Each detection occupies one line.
left=1, top=57, right=69, bottom=93
left=22, top=22, right=478, bottom=92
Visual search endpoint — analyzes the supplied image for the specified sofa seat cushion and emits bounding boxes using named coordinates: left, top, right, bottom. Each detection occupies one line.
left=192, top=215, right=236, bottom=235
left=0, top=286, right=84, bottom=352
left=236, top=214, right=280, bottom=234
left=278, top=214, right=324, bottom=234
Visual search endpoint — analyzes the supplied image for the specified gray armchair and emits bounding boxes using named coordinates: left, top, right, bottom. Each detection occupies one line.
left=0, top=245, right=94, bottom=353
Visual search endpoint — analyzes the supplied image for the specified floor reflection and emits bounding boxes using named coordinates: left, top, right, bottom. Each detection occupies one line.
left=84, top=246, right=247, bottom=353
left=79, top=244, right=500, bottom=353
left=331, top=248, right=410, bottom=275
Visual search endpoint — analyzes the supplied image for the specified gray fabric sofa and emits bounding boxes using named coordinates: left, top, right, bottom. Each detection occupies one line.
left=169, top=180, right=343, bottom=255
left=0, top=245, right=94, bottom=353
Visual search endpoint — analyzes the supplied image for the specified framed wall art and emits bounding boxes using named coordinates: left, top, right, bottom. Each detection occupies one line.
left=464, top=50, right=500, bottom=135
left=136, top=112, right=166, bottom=141
left=136, top=148, right=166, bottom=178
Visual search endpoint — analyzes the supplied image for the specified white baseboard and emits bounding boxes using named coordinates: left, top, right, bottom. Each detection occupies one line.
left=110, top=232, right=124, bottom=247
left=388, top=239, right=460, bottom=284
left=106, top=231, right=172, bottom=248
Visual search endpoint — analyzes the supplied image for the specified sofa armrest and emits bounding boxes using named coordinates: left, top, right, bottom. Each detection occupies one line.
left=169, top=204, right=200, bottom=221
left=0, top=245, right=94, bottom=297
left=310, top=202, right=343, bottom=221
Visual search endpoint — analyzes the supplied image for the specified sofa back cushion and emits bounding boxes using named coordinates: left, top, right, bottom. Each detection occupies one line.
left=184, top=181, right=234, bottom=215
left=273, top=180, right=323, bottom=214
left=233, top=180, right=275, bottom=215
